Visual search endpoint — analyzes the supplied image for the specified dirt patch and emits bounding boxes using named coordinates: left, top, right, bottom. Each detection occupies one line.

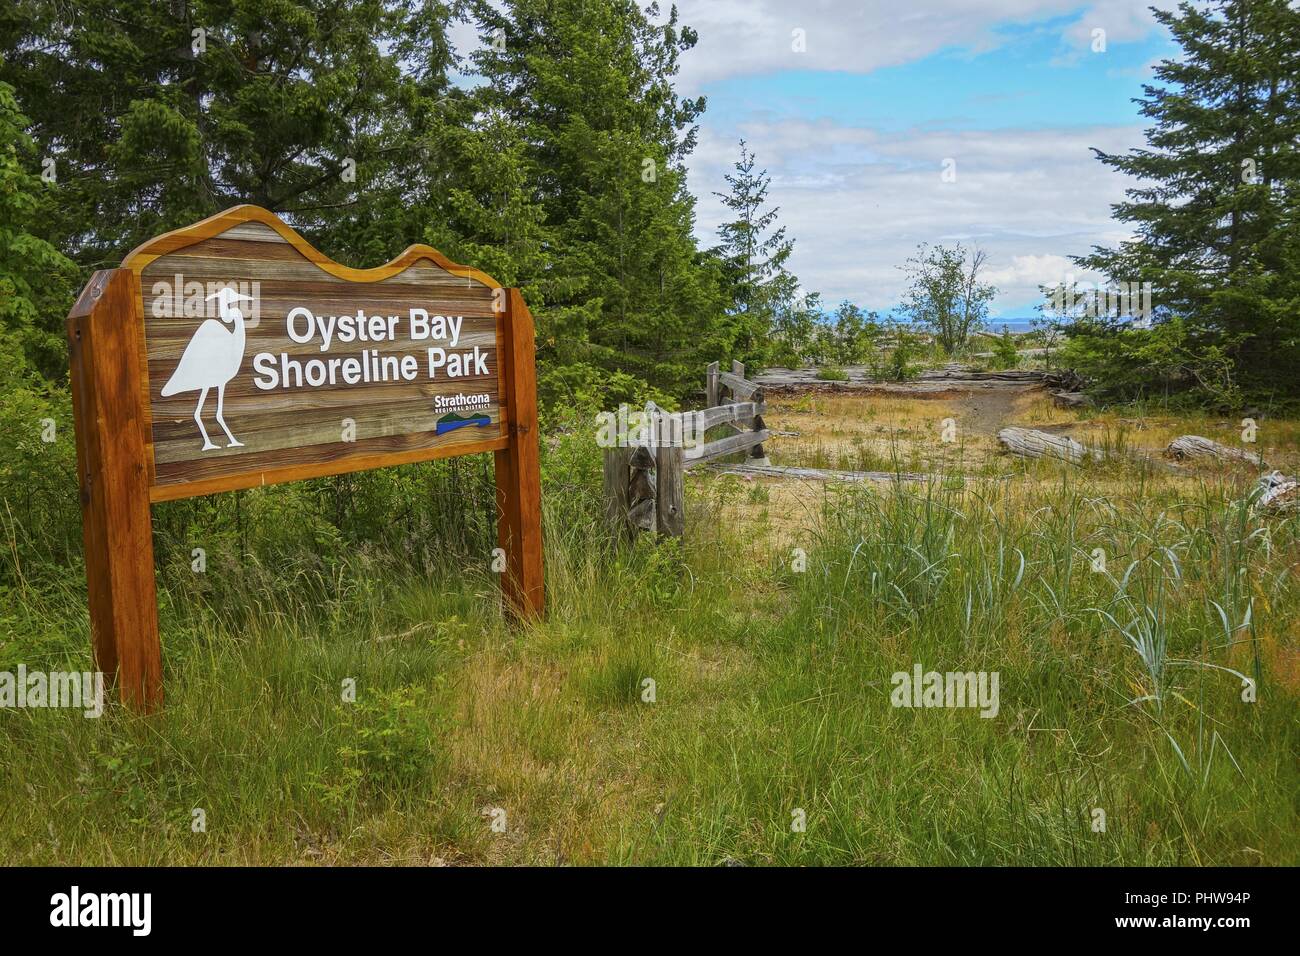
left=757, top=385, right=1046, bottom=474
left=951, top=386, right=1039, bottom=436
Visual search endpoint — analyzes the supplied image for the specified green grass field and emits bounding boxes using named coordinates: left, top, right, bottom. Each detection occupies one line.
left=1, top=406, right=1297, bottom=865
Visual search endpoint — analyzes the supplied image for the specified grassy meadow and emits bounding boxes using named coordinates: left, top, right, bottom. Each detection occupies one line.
left=1, top=397, right=1297, bottom=866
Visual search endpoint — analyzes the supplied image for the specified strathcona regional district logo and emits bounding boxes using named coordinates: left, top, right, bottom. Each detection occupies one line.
left=435, top=411, right=491, bottom=435
left=433, top=391, right=492, bottom=434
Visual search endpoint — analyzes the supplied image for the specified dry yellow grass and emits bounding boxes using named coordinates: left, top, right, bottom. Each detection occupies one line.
left=696, top=385, right=1278, bottom=549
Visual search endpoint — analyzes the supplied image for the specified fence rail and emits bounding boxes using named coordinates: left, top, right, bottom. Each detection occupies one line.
left=602, top=361, right=771, bottom=539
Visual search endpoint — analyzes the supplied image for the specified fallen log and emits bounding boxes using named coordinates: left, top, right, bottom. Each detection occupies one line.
left=997, top=427, right=1098, bottom=464
left=1166, top=435, right=1264, bottom=468
left=1051, top=390, right=1092, bottom=409
left=1043, top=368, right=1086, bottom=392
left=1257, top=471, right=1300, bottom=514
left=998, top=427, right=1191, bottom=473
left=751, top=364, right=1050, bottom=392
left=721, top=463, right=1010, bottom=483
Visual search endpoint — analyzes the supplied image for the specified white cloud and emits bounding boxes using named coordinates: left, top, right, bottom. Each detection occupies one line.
left=688, top=118, right=1145, bottom=313
left=670, top=0, right=1170, bottom=89
left=983, top=253, right=1105, bottom=289
left=1060, top=0, right=1169, bottom=50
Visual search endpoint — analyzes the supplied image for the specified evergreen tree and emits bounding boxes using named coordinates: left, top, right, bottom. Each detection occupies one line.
left=713, top=140, right=797, bottom=363
left=0, top=71, right=79, bottom=543
left=0, top=71, right=76, bottom=379
left=991, top=325, right=1019, bottom=369
left=828, top=300, right=880, bottom=366
left=469, top=0, right=725, bottom=402
left=1072, top=0, right=1300, bottom=400
left=0, top=0, right=418, bottom=271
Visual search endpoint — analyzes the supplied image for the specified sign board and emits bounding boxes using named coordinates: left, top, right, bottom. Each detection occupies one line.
left=68, top=206, right=543, bottom=711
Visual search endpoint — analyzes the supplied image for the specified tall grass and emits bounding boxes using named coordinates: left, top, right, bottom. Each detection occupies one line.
left=1, top=422, right=1296, bottom=865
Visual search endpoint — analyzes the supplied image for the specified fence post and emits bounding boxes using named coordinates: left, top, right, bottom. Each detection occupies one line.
left=602, top=446, right=632, bottom=543
left=628, top=445, right=657, bottom=533
left=748, top=412, right=770, bottom=465
left=494, top=288, right=545, bottom=620
left=655, top=413, right=685, bottom=538
left=732, top=361, right=770, bottom=465
left=706, top=361, right=720, bottom=409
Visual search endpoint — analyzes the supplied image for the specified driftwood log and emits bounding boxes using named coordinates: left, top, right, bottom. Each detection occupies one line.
left=1043, top=368, right=1086, bottom=392
left=752, top=364, right=1049, bottom=392
left=1257, top=471, right=1300, bottom=514
left=1051, top=390, right=1092, bottom=409
left=997, top=427, right=1099, bottom=464
left=722, top=463, right=1011, bottom=483
left=998, top=427, right=1192, bottom=474
left=1166, top=435, right=1264, bottom=468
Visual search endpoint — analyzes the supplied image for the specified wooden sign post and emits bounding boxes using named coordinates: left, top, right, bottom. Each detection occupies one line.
left=68, top=205, right=543, bottom=712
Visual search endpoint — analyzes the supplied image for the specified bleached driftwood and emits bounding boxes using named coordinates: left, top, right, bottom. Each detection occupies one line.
left=1166, top=435, right=1264, bottom=467
left=1257, top=471, right=1300, bottom=514
left=997, top=427, right=1099, bottom=464
left=723, top=463, right=1011, bottom=483
left=1051, top=390, right=1092, bottom=409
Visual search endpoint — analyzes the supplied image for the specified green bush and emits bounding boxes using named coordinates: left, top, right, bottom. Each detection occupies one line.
left=1060, top=316, right=1245, bottom=408
left=990, top=326, right=1020, bottom=369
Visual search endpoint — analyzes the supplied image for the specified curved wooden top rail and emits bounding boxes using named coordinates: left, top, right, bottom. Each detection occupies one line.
left=121, top=203, right=503, bottom=288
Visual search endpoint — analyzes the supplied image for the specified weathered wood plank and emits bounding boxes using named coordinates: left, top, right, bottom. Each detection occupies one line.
left=629, top=444, right=657, bottom=532
left=603, top=446, right=632, bottom=542
left=748, top=413, right=769, bottom=463
left=718, top=370, right=762, bottom=401
left=655, top=443, right=685, bottom=537
left=695, top=401, right=765, bottom=431
left=684, top=428, right=772, bottom=467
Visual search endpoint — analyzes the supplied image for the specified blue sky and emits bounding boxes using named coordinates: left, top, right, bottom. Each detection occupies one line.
left=703, top=27, right=1170, bottom=133
left=671, top=0, right=1182, bottom=318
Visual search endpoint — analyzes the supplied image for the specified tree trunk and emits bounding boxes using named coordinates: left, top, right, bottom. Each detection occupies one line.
left=1165, top=435, right=1264, bottom=468
left=997, top=427, right=1097, bottom=464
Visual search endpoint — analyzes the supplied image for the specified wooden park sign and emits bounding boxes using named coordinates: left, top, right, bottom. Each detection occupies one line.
left=67, top=205, right=543, bottom=711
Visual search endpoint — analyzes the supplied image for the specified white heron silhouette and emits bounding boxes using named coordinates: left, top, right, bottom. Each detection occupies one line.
left=161, top=287, right=251, bottom=451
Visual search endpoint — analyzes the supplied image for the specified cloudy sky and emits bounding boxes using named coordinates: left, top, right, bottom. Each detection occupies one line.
left=667, top=0, right=1181, bottom=320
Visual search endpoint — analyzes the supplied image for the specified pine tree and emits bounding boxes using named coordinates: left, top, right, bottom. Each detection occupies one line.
left=469, top=0, right=725, bottom=401
left=0, top=70, right=77, bottom=379
left=713, top=140, right=797, bottom=363
left=1073, top=0, right=1300, bottom=400
left=0, top=0, right=417, bottom=271
left=829, top=300, right=880, bottom=366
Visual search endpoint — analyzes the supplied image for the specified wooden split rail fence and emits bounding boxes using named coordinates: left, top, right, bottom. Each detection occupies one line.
left=603, top=361, right=770, bottom=540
